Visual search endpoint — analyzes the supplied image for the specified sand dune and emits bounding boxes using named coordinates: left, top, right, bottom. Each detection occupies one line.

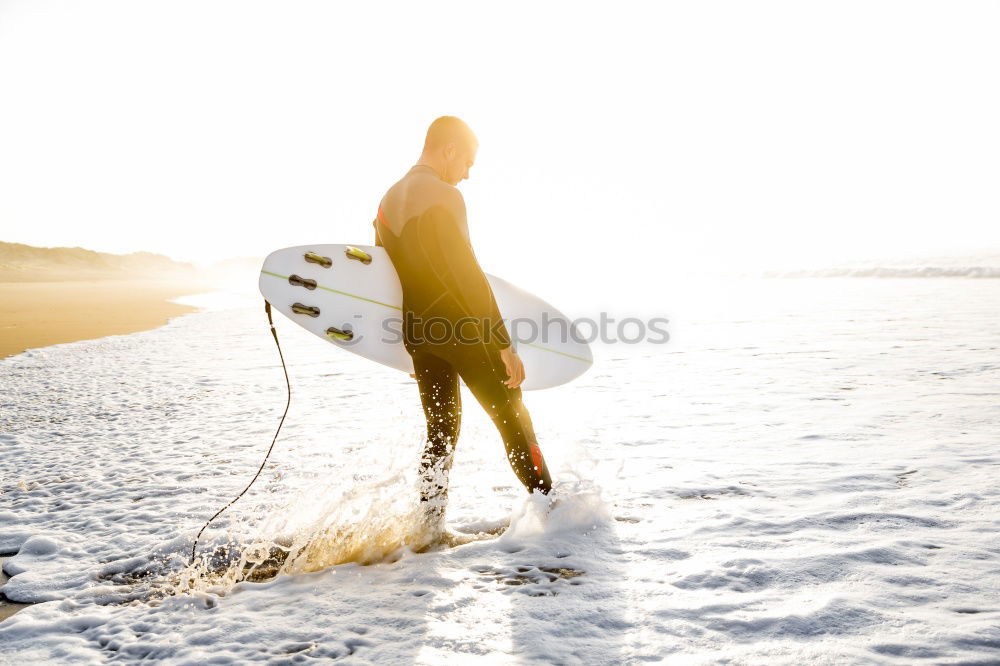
left=0, top=241, right=202, bottom=283
left=0, top=242, right=203, bottom=282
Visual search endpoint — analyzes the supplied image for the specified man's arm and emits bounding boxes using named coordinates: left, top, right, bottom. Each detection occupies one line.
left=414, top=207, right=525, bottom=387
left=413, top=199, right=512, bottom=350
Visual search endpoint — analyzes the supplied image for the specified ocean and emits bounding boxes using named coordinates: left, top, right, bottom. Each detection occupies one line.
left=1, top=277, right=998, bottom=664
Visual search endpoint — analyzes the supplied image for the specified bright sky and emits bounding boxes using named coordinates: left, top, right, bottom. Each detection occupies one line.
left=1, top=1, right=998, bottom=305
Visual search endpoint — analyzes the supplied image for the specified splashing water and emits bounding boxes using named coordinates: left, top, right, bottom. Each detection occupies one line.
left=171, top=463, right=612, bottom=598
left=171, top=436, right=468, bottom=593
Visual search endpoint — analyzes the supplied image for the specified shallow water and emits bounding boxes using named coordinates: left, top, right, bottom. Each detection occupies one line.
left=1, top=278, right=998, bottom=663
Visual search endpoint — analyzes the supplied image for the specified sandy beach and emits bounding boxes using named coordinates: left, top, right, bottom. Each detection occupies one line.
left=0, top=280, right=210, bottom=359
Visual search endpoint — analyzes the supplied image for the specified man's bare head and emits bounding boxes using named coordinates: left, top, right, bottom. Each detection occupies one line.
left=419, top=116, right=478, bottom=186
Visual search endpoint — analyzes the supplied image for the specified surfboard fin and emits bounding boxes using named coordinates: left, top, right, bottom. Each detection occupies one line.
left=288, top=274, right=317, bottom=290
left=325, top=326, right=354, bottom=342
left=291, top=303, right=320, bottom=317
left=345, top=246, right=372, bottom=265
left=304, top=251, right=333, bottom=268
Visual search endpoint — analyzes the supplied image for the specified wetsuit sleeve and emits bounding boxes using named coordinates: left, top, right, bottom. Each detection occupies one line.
left=414, top=204, right=512, bottom=349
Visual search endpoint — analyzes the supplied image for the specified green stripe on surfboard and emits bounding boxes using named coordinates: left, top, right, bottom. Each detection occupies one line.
left=519, top=341, right=592, bottom=364
left=261, top=269, right=591, bottom=364
left=261, top=270, right=401, bottom=310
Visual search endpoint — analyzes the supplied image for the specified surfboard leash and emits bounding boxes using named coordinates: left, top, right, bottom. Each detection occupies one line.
left=188, top=300, right=292, bottom=567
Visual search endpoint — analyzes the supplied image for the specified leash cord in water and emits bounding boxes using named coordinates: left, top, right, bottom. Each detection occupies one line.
left=189, top=300, right=292, bottom=566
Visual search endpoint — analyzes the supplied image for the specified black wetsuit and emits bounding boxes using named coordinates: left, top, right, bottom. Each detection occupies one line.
left=374, top=165, right=552, bottom=503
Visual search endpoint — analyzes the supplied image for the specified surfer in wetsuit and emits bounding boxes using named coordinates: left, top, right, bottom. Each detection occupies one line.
left=373, top=116, right=552, bottom=536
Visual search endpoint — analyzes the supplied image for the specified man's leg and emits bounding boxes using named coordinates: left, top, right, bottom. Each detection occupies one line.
left=453, top=346, right=553, bottom=495
left=411, top=348, right=462, bottom=515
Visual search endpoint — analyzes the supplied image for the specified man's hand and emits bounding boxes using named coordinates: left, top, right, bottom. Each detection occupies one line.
left=499, top=346, right=525, bottom=389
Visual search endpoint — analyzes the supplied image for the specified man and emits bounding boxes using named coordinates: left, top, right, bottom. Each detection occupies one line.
left=373, top=116, right=552, bottom=540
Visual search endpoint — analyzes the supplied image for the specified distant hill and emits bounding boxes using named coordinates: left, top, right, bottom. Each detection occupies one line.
left=0, top=241, right=203, bottom=282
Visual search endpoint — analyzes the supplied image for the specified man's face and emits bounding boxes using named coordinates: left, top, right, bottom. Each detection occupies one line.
left=443, top=142, right=477, bottom=186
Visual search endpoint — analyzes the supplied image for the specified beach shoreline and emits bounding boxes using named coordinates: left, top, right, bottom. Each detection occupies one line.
left=0, top=279, right=213, bottom=360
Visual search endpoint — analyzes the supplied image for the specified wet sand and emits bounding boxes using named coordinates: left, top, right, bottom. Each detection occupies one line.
left=0, top=555, right=32, bottom=623
left=0, top=280, right=211, bottom=359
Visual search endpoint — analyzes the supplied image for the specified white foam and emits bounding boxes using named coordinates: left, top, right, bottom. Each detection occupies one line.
left=2, top=278, right=999, bottom=663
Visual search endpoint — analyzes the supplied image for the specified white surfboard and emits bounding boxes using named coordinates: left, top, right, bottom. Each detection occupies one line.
left=258, top=244, right=592, bottom=390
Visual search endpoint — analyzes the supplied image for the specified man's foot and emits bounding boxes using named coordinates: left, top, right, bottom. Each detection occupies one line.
left=410, top=500, right=503, bottom=552
left=411, top=527, right=493, bottom=553
left=410, top=499, right=446, bottom=552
